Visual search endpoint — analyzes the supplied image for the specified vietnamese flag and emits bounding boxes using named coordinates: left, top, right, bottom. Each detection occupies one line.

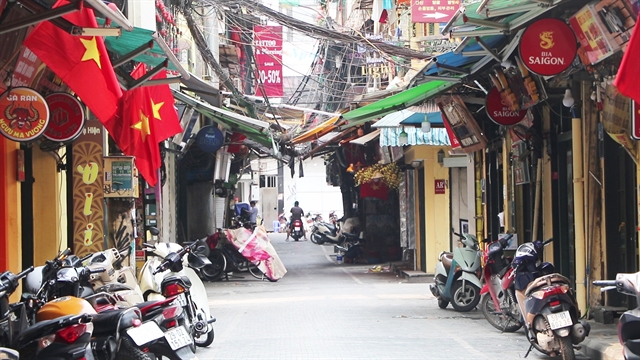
left=130, top=64, right=182, bottom=142
left=615, top=22, right=640, bottom=103
left=22, top=0, right=122, bottom=124
left=113, top=86, right=161, bottom=186
left=360, top=180, right=389, bottom=200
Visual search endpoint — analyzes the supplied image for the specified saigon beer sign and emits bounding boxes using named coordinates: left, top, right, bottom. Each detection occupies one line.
left=0, top=87, right=50, bottom=141
left=519, top=18, right=578, bottom=76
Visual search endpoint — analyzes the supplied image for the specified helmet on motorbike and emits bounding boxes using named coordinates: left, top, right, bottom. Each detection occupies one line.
left=512, top=243, right=537, bottom=268
left=24, top=266, right=44, bottom=294
left=37, top=296, right=96, bottom=322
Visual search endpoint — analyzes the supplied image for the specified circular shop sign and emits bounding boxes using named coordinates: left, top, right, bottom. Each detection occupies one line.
left=0, top=87, right=50, bottom=142
left=44, top=92, right=85, bottom=142
left=195, top=125, right=224, bottom=153
left=485, top=87, right=527, bottom=126
left=519, top=18, right=577, bottom=76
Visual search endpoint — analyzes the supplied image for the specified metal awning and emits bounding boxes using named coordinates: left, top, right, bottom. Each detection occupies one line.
left=423, top=35, right=506, bottom=77
left=180, top=74, right=220, bottom=107
left=441, top=0, right=561, bottom=38
left=172, top=90, right=272, bottom=147
left=350, top=129, right=381, bottom=145
left=381, top=127, right=451, bottom=147
left=341, top=80, right=457, bottom=126
left=290, top=116, right=342, bottom=144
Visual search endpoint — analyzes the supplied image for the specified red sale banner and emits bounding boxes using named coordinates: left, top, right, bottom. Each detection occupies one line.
left=253, top=25, right=283, bottom=98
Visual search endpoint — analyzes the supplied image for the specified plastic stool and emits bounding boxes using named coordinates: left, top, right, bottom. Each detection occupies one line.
left=272, top=220, right=281, bottom=233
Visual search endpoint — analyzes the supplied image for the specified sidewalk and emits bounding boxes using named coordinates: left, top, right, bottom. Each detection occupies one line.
left=581, top=320, right=623, bottom=360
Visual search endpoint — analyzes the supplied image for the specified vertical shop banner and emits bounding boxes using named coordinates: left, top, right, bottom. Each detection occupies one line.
left=72, top=117, right=104, bottom=257
left=411, top=0, right=460, bottom=23
left=254, top=25, right=283, bottom=97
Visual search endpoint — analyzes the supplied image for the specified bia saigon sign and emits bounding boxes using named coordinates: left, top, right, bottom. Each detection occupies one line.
left=486, top=87, right=527, bottom=126
left=519, top=18, right=577, bottom=76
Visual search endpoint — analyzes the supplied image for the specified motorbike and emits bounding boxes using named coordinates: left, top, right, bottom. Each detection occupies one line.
left=290, top=219, right=304, bottom=241
left=479, top=233, right=523, bottom=332
left=429, top=231, right=482, bottom=312
left=593, top=272, right=640, bottom=360
left=84, top=247, right=146, bottom=306
left=512, top=239, right=590, bottom=360
left=139, top=240, right=215, bottom=348
left=310, top=217, right=342, bottom=245
left=0, top=348, right=18, bottom=359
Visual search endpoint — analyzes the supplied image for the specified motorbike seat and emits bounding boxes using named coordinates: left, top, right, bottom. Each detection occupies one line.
left=92, top=308, right=140, bottom=336
left=626, top=339, right=640, bottom=355
left=523, top=273, right=572, bottom=296
left=95, top=283, right=134, bottom=294
left=342, top=231, right=359, bottom=239
left=440, top=252, right=454, bottom=272
left=325, top=223, right=336, bottom=232
left=16, top=316, right=74, bottom=346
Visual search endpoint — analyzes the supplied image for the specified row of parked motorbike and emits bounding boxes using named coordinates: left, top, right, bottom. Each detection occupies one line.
left=0, top=234, right=216, bottom=360
left=430, top=230, right=640, bottom=360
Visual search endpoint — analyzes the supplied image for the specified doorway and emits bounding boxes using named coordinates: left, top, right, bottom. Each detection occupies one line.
left=552, top=132, right=576, bottom=289
left=418, top=168, right=426, bottom=271
left=604, top=135, right=637, bottom=308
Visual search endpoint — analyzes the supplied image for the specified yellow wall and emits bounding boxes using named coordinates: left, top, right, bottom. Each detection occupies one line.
left=405, top=146, right=451, bottom=273
left=32, top=147, right=65, bottom=266
left=0, top=139, right=21, bottom=302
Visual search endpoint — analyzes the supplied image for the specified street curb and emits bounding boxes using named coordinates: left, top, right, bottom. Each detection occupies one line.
left=581, top=338, right=623, bottom=360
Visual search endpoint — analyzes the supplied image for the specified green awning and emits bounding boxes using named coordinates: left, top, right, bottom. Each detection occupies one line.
left=172, top=90, right=273, bottom=147
left=341, top=80, right=457, bottom=126
left=98, top=19, right=178, bottom=71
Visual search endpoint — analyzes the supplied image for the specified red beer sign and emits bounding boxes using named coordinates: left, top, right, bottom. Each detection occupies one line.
left=519, top=18, right=577, bottom=76
left=0, top=87, right=50, bottom=142
left=45, top=92, right=85, bottom=142
left=486, top=87, right=527, bottom=126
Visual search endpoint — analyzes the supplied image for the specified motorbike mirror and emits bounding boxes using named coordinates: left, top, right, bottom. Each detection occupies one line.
left=142, top=243, right=156, bottom=249
left=148, top=227, right=160, bottom=236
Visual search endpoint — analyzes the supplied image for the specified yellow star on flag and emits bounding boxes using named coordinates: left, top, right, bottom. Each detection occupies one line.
left=132, top=110, right=151, bottom=142
left=80, top=37, right=101, bottom=69
left=151, top=100, right=164, bottom=120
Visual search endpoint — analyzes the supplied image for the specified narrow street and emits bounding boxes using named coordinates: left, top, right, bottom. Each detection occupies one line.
left=198, top=233, right=589, bottom=359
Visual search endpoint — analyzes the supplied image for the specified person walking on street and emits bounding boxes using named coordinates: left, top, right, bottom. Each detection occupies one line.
left=286, top=201, right=307, bottom=241
left=249, top=200, right=259, bottom=228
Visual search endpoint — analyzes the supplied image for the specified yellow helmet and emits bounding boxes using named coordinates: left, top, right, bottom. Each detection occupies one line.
left=36, top=296, right=96, bottom=322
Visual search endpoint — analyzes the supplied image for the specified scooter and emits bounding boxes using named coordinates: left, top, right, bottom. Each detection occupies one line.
left=593, top=272, right=640, bottom=359
left=479, top=233, right=523, bottom=332
left=139, top=240, right=215, bottom=348
left=0, top=348, right=18, bottom=359
left=511, top=239, right=590, bottom=360
left=429, top=231, right=482, bottom=312
left=310, top=217, right=343, bottom=245
left=85, top=247, right=146, bottom=306
left=290, top=219, right=304, bottom=241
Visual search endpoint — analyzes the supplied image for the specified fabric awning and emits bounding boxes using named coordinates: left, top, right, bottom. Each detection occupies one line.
left=350, top=129, right=381, bottom=145
left=373, top=109, right=444, bottom=128
left=381, top=127, right=451, bottom=147
left=341, top=80, right=457, bottom=126
left=180, top=74, right=220, bottom=107
left=290, top=116, right=342, bottom=144
left=172, top=90, right=272, bottom=147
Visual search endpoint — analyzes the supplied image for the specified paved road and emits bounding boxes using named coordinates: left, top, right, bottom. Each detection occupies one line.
left=197, top=233, right=588, bottom=359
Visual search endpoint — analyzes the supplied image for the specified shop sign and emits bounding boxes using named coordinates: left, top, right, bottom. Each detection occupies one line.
left=0, top=87, right=50, bottom=142
left=411, top=0, right=460, bottom=23
left=569, top=4, right=620, bottom=65
left=103, top=157, right=138, bottom=198
left=437, top=95, right=487, bottom=153
left=435, top=179, right=446, bottom=194
left=44, top=93, right=85, bottom=142
left=72, top=117, right=104, bottom=257
left=519, top=18, right=577, bottom=76
left=196, top=125, right=224, bottom=153
left=485, top=87, right=527, bottom=126
left=254, top=25, right=283, bottom=97
left=633, top=101, right=640, bottom=140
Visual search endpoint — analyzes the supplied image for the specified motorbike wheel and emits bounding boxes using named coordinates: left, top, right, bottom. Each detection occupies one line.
left=559, top=336, right=576, bottom=360
left=203, top=250, right=227, bottom=281
left=119, top=336, right=153, bottom=360
left=247, top=262, right=277, bottom=282
left=437, top=299, right=449, bottom=309
left=194, top=328, right=214, bottom=347
left=450, top=281, right=481, bottom=312
left=480, top=293, right=522, bottom=332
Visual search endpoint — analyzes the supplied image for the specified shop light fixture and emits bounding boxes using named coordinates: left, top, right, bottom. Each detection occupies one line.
left=486, top=3, right=542, bottom=18
left=398, top=127, right=408, bottom=146
left=438, top=149, right=445, bottom=165
left=421, top=115, right=432, bottom=133
left=75, top=27, right=121, bottom=37
left=562, top=89, right=574, bottom=108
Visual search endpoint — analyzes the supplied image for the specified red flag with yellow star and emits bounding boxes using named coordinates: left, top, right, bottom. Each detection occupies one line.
left=107, top=85, right=161, bottom=186
left=129, top=64, right=182, bottom=142
left=22, top=0, right=122, bottom=124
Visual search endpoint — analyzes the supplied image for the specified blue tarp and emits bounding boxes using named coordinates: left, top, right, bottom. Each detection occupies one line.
left=424, top=35, right=506, bottom=76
